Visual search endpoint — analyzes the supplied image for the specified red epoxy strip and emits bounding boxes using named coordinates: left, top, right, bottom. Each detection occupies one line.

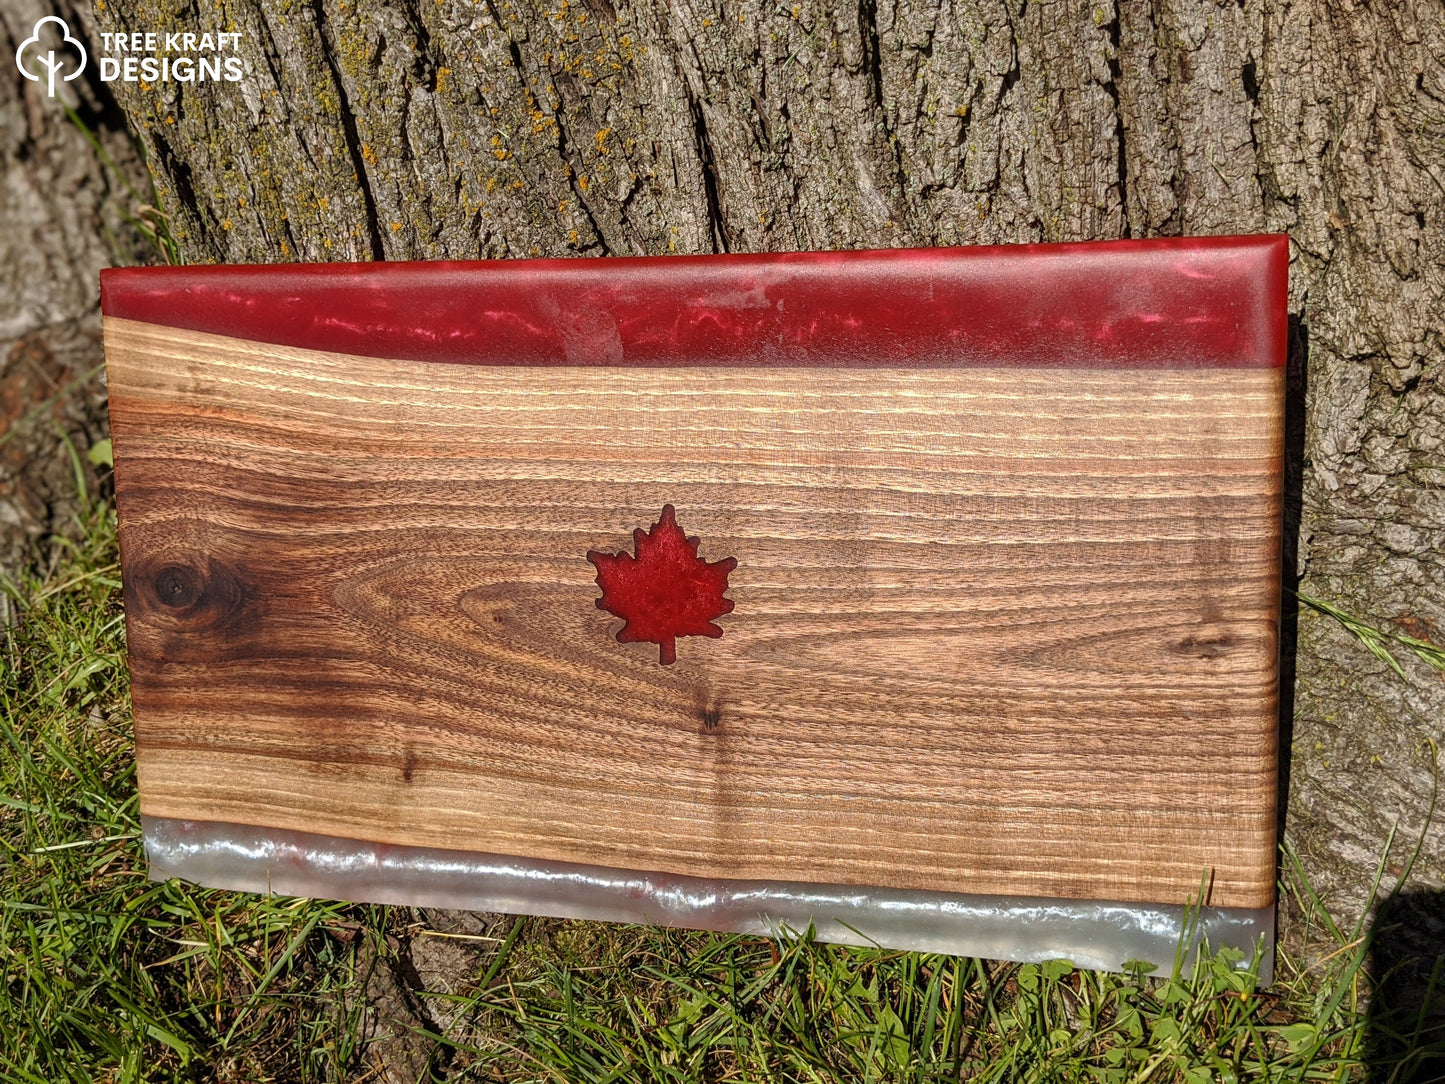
left=100, top=236, right=1287, bottom=368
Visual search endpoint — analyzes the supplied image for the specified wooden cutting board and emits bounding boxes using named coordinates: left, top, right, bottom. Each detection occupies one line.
left=103, top=237, right=1285, bottom=910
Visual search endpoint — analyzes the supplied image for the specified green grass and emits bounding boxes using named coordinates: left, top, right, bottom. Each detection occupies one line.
left=60, top=100, right=183, bottom=269
left=2, top=484, right=1442, bottom=1081
left=1, top=492, right=380, bottom=1081
left=1293, top=590, right=1445, bottom=683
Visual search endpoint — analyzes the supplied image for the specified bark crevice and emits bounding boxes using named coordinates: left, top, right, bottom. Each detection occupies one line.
left=683, top=78, right=728, bottom=253
left=1103, top=2, right=1129, bottom=237
left=309, top=0, right=385, bottom=260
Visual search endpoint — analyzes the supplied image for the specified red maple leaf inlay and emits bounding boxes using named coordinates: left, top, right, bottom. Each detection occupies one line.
left=587, top=505, right=737, bottom=665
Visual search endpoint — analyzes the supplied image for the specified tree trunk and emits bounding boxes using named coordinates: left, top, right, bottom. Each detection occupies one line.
left=87, top=0, right=1445, bottom=940
left=1, top=0, right=150, bottom=579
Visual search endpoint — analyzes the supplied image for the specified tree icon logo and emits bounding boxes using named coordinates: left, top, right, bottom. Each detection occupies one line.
left=15, top=17, right=88, bottom=99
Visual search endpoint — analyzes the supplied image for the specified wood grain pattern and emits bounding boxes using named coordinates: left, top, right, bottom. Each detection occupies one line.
left=106, top=316, right=1283, bottom=909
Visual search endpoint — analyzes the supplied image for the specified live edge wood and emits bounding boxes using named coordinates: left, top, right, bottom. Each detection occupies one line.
left=106, top=317, right=1283, bottom=909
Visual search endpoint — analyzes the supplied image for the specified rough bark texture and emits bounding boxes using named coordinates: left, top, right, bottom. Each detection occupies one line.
left=0, top=0, right=151, bottom=583
left=87, top=0, right=1444, bottom=942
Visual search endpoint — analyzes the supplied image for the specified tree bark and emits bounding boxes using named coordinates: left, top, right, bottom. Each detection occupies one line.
left=1, top=0, right=150, bottom=579
left=88, top=0, right=1445, bottom=937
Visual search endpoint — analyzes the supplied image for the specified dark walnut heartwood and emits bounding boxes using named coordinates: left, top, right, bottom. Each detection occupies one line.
left=105, top=264, right=1283, bottom=908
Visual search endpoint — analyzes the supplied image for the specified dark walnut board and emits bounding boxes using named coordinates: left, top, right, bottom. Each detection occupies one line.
left=103, top=238, right=1286, bottom=910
